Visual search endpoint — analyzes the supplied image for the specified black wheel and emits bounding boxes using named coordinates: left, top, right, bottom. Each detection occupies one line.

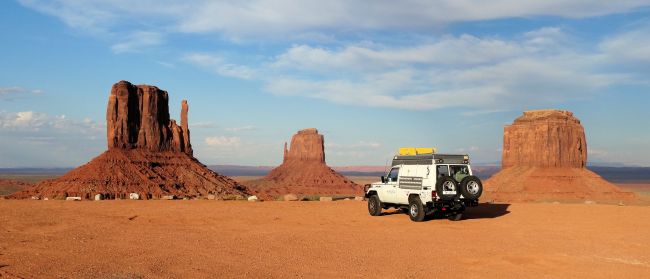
left=459, top=176, right=483, bottom=200
left=448, top=212, right=463, bottom=221
left=408, top=196, right=426, bottom=222
left=368, top=195, right=382, bottom=216
left=436, top=176, right=459, bottom=200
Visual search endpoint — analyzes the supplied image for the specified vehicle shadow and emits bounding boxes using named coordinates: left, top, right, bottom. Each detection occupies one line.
left=461, top=203, right=511, bottom=220
left=380, top=209, right=408, bottom=216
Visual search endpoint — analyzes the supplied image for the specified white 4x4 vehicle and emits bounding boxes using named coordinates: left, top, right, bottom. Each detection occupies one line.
left=365, top=150, right=483, bottom=222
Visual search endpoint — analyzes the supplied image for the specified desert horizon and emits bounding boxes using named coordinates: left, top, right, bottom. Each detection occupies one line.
left=2, top=1, right=650, bottom=278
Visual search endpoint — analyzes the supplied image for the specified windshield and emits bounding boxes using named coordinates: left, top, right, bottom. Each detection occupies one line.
left=387, top=167, right=399, bottom=182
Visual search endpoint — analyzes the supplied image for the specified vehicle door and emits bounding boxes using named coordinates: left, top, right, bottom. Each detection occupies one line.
left=395, top=165, right=421, bottom=204
left=380, top=166, right=400, bottom=203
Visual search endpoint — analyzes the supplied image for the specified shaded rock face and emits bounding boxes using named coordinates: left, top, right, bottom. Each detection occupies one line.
left=485, top=109, right=633, bottom=203
left=13, top=80, right=245, bottom=200
left=107, top=80, right=192, bottom=155
left=246, top=128, right=361, bottom=198
left=502, top=110, right=586, bottom=168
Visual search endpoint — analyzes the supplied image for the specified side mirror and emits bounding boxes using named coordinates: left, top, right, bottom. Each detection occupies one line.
left=381, top=176, right=386, bottom=183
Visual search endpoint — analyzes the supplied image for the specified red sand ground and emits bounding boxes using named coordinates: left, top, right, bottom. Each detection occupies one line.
left=0, top=200, right=648, bottom=278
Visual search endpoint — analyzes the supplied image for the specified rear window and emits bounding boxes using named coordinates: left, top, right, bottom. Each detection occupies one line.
left=436, top=165, right=449, bottom=178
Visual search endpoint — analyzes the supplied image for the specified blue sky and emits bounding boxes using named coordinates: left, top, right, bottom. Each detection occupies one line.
left=1, top=0, right=649, bottom=168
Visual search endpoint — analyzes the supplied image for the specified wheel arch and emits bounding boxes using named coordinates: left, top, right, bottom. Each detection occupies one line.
left=365, top=190, right=378, bottom=198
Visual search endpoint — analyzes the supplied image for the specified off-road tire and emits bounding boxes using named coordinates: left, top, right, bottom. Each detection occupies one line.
left=368, top=195, right=382, bottom=216
left=459, top=176, right=483, bottom=200
left=436, top=176, right=459, bottom=200
left=408, top=196, right=426, bottom=222
left=448, top=212, right=463, bottom=221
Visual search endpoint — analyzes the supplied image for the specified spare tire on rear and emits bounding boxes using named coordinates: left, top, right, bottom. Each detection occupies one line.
left=436, top=176, right=459, bottom=200
left=459, top=175, right=483, bottom=200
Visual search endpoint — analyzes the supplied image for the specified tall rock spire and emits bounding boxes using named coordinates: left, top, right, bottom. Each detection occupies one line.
left=181, top=100, right=192, bottom=155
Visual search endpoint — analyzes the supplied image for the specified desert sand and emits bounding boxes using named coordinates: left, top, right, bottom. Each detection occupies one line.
left=0, top=200, right=648, bottom=278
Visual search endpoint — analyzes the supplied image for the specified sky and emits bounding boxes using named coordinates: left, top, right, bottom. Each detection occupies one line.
left=0, top=0, right=649, bottom=168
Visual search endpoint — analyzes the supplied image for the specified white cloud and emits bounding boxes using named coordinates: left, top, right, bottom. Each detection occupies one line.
left=205, top=136, right=241, bottom=147
left=184, top=53, right=256, bottom=79
left=189, top=121, right=216, bottom=129
left=588, top=148, right=608, bottom=157
left=111, top=31, right=164, bottom=53
left=0, top=87, right=43, bottom=100
left=0, top=111, right=105, bottom=167
left=225, top=125, right=256, bottom=132
left=262, top=27, right=641, bottom=110
left=174, top=26, right=648, bottom=112
left=599, top=24, right=650, bottom=64
left=0, top=111, right=103, bottom=136
left=18, top=0, right=650, bottom=38
left=327, top=141, right=382, bottom=149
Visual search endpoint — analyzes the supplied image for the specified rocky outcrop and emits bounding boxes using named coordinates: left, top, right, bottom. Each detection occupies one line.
left=485, top=109, right=634, bottom=203
left=12, top=80, right=246, bottom=200
left=246, top=128, right=361, bottom=198
left=502, top=110, right=586, bottom=168
left=106, top=80, right=192, bottom=154
left=283, top=128, right=324, bottom=163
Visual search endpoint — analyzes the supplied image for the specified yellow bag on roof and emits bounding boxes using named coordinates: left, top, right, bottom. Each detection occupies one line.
left=399, top=147, right=436, bottom=155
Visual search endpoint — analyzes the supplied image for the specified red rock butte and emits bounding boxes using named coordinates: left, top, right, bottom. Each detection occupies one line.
left=246, top=128, right=361, bottom=197
left=485, top=109, right=634, bottom=203
left=12, top=80, right=248, bottom=200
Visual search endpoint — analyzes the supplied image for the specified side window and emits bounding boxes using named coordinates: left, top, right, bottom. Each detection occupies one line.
left=437, top=165, right=449, bottom=178
left=388, top=167, right=399, bottom=182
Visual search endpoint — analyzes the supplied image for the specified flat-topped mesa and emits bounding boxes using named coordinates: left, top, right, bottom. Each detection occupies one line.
left=106, top=80, right=192, bottom=155
left=502, top=109, right=587, bottom=168
left=283, top=128, right=325, bottom=164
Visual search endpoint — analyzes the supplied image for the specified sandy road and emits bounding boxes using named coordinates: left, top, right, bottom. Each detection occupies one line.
left=0, top=200, right=648, bottom=278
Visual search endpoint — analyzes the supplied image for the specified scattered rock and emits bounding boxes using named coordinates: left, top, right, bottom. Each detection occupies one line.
left=31, top=196, right=40, bottom=200
left=354, top=196, right=364, bottom=201
left=283, top=194, right=298, bottom=201
left=66, top=197, right=81, bottom=201
left=162, top=195, right=175, bottom=200
left=129, top=193, right=140, bottom=200
left=618, top=201, right=625, bottom=206
left=584, top=200, right=596, bottom=205
left=207, top=194, right=216, bottom=200
left=182, top=197, right=189, bottom=200
left=319, top=196, right=333, bottom=202
left=247, top=195, right=258, bottom=202
left=43, top=197, right=49, bottom=201
left=344, top=198, right=350, bottom=201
